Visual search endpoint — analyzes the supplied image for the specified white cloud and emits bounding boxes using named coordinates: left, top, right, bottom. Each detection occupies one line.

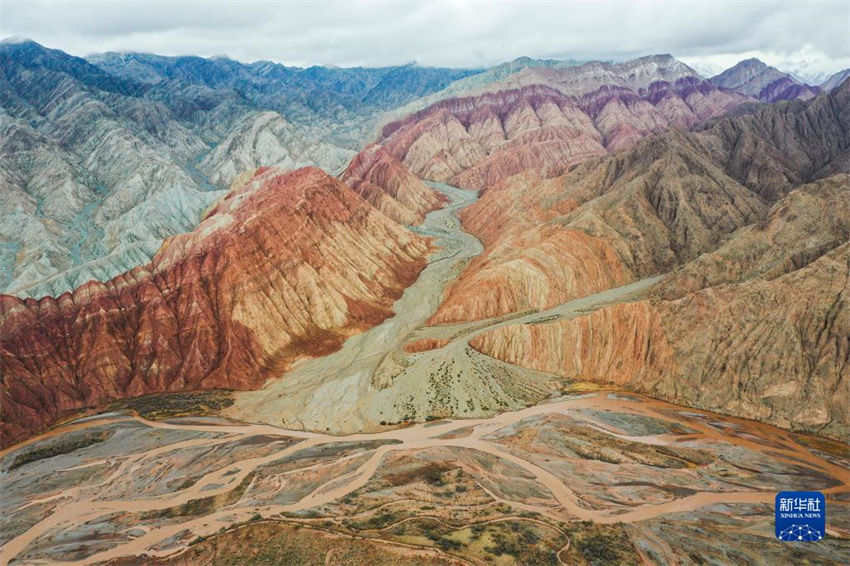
left=0, top=0, right=847, bottom=75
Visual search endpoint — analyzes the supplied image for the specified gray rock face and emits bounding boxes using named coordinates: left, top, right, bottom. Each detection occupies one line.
left=199, top=111, right=356, bottom=186
left=0, top=42, right=226, bottom=297
left=821, top=68, right=850, bottom=91
left=711, top=58, right=819, bottom=102
left=0, top=41, right=480, bottom=297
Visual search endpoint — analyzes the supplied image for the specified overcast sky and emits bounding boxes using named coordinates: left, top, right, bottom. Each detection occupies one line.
left=1, top=1, right=848, bottom=79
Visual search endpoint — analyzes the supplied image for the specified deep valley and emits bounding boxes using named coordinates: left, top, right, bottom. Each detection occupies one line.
left=1, top=26, right=849, bottom=565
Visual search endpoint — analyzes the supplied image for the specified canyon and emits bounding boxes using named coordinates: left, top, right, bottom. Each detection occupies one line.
left=0, top=167, right=430, bottom=446
left=417, top=84, right=850, bottom=439
left=1, top=38, right=849, bottom=565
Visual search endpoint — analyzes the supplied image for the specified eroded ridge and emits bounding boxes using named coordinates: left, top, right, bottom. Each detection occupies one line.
left=2, top=391, right=847, bottom=564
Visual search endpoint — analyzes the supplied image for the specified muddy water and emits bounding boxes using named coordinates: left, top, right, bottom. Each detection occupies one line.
left=2, top=391, right=847, bottom=564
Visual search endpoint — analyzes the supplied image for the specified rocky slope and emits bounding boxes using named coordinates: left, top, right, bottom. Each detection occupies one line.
left=198, top=111, right=355, bottom=186
left=0, top=40, right=227, bottom=298
left=654, top=175, right=850, bottom=298
left=711, top=58, right=819, bottom=102
left=0, top=39, right=477, bottom=298
left=821, top=69, right=850, bottom=91
left=379, top=78, right=750, bottom=191
left=0, top=167, right=430, bottom=446
left=471, top=239, right=849, bottom=439
left=340, top=144, right=446, bottom=225
left=429, top=83, right=849, bottom=324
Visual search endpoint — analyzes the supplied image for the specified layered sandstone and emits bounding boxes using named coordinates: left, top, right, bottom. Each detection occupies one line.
left=340, top=144, right=445, bottom=225
left=0, top=167, right=430, bottom=446
left=471, top=241, right=849, bottom=439
left=821, top=69, right=850, bottom=91
left=430, top=84, right=849, bottom=324
left=379, top=80, right=751, bottom=191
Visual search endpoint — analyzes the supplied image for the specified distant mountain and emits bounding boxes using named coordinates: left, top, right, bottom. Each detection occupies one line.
left=89, top=52, right=481, bottom=147
left=682, top=60, right=721, bottom=78
left=387, top=54, right=699, bottom=123
left=711, top=58, right=818, bottom=102
left=821, top=68, right=850, bottom=91
left=0, top=39, right=481, bottom=297
left=779, top=62, right=837, bottom=86
left=511, top=54, right=701, bottom=95
left=379, top=75, right=750, bottom=190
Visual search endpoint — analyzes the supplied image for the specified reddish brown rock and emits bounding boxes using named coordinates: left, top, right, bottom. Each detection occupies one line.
left=341, top=144, right=446, bottom=225
left=471, top=301, right=675, bottom=388
left=0, top=167, right=430, bottom=446
left=430, top=224, right=632, bottom=325
left=472, top=242, right=850, bottom=439
left=402, top=338, right=450, bottom=354
left=456, top=86, right=849, bottom=436
left=430, top=84, right=849, bottom=324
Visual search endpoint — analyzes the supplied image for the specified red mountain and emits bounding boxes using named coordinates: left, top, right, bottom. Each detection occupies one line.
left=341, top=144, right=446, bottom=225
left=0, top=167, right=430, bottom=446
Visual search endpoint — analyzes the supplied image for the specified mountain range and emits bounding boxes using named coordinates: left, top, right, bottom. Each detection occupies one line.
left=0, top=39, right=477, bottom=298
left=1, top=38, right=847, bottom=446
left=1, top=36, right=849, bottom=566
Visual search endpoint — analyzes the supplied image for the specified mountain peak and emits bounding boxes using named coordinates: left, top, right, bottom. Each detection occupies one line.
left=613, top=54, right=700, bottom=81
left=821, top=68, right=850, bottom=90
left=711, top=57, right=799, bottom=99
left=737, top=57, right=769, bottom=67
left=0, top=35, right=36, bottom=45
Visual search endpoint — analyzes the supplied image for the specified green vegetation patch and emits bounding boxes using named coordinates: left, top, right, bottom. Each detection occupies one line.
left=6, top=429, right=112, bottom=471
left=165, top=520, right=458, bottom=566
left=108, top=390, right=234, bottom=420
left=565, top=522, right=640, bottom=566
left=383, top=516, right=565, bottom=565
left=383, top=461, right=455, bottom=488
left=140, top=471, right=254, bottom=520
